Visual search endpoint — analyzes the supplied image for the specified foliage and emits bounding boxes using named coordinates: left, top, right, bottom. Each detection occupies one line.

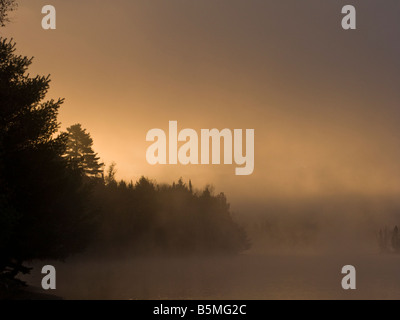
left=0, top=0, right=17, bottom=27
left=0, top=37, right=249, bottom=297
left=91, top=177, right=250, bottom=255
left=65, top=124, right=104, bottom=178
left=0, top=38, right=94, bottom=287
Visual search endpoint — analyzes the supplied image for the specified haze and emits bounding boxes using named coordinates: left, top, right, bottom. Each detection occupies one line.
left=3, top=0, right=400, bottom=300
left=2, top=0, right=399, bottom=207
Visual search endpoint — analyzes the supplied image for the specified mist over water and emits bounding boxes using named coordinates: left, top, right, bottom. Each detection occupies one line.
left=237, top=194, right=400, bottom=255
left=22, top=195, right=400, bottom=300
left=2, top=0, right=400, bottom=302
left=24, top=254, right=400, bottom=300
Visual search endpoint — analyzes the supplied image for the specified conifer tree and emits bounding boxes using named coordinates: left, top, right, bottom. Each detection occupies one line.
left=65, top=124, right=104, bottom=178
left=0, top=38, right=94, bottom=289
left=0, top=0, right=17, bottom=27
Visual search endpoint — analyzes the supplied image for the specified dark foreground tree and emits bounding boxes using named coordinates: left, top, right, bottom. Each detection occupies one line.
left=0, top=0, right=17, bottom=27
left=65, top=124, right=104, bottom=178
left=0, top=38, right=94, bottom=294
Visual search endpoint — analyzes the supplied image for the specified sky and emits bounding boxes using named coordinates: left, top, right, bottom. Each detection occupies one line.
left=2, top=0, right=400, bottom=207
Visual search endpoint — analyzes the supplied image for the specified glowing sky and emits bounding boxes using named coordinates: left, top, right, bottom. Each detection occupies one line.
left=2, top=0, right=400, bottom=205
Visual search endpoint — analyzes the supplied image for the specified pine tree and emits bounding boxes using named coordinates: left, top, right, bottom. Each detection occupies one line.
left=0, top=0, right=17, bottom=27
left=65, top=124, right=104, bottom=178
left=0, top=38, right=94, bottom=290
left=189, top=179, right=193, bottom=193
left=105, top=162, right=117, bottom=186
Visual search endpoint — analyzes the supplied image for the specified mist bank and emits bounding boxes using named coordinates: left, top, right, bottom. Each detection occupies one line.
left=233, top=194, right=400, bottom=255
left=22, top=253, right=400, bottom=300
left=18, top=193, right=400, bottom=300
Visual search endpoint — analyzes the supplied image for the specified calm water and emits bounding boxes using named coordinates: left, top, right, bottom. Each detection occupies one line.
left=23, top=253, right=400, bottom=300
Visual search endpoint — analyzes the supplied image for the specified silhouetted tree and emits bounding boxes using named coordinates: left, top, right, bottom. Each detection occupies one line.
left=65, top=124, right=104, bottom=178
left=0, top=39, right=94, bottom=291
left=90, top=177, right=250, bottom=255
left=189, top=179, right=193, bottom=193
left=392, top=226, right=400, bottom=252
left=104, top=162, right=117, bottom=186
left=0, top=0, right=17, bottom=27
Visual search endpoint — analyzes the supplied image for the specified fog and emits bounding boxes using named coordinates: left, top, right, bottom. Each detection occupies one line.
left=2, top=0, right=400, bottom=301
left=21, top=194, right=400, bottom=300
left=4, top=0, right=400, bottom=204
left=236, top=194, right=400, bottom=255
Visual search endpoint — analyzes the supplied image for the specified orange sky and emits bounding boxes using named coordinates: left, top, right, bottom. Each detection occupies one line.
left=2, top=0, right=400, bottom=206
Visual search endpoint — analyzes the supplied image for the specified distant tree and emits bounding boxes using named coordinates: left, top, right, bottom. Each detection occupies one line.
left=104, top=162, right=117, bottom=186
left=65, top=124, right=104, bottom=178
left=189, top=179, right=193, bottom=193
left=0, top=38, right=94, bottom=290
left=392, top=226, right=399, bottom=252
left=378, top=227, right=391, bottom=253
left=91, top=177, right=250, bottom=255
left=0, top=0, right=17, bottom=27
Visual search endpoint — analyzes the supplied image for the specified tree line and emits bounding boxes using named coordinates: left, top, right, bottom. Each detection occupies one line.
left=0, top=14, right=250, bottom=294
left=64, top=123, right=250, bottom=255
